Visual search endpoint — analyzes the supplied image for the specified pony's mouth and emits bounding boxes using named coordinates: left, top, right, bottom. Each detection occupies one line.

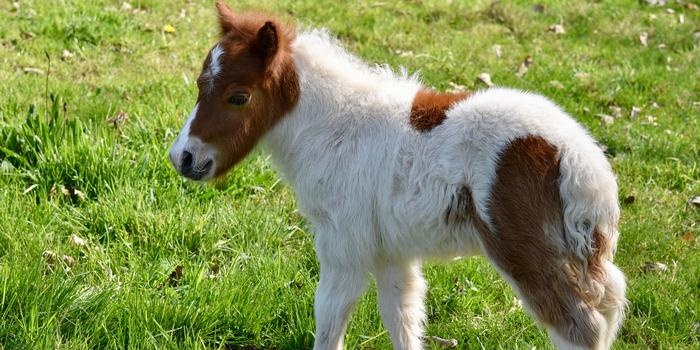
left=184, top=159, right=214, bottom=181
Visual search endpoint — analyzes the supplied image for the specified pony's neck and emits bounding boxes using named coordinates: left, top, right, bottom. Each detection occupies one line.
left=263, top=30, right=420, bottom=183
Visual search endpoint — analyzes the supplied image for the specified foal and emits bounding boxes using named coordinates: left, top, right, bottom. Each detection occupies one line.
left=169, top=3, right=626, bottom=349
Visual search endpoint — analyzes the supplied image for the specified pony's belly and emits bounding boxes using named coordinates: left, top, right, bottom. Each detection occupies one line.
left=377, top=218, right=483, bottom=261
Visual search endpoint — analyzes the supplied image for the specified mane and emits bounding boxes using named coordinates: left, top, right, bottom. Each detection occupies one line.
left=292, top=29, right=421, bottom=95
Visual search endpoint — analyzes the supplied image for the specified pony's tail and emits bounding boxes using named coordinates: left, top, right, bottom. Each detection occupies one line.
left=558, top=144, right=627, bottom=347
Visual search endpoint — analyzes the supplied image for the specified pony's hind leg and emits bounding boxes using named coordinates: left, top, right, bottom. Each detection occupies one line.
left=470, top=136, right=626, bottom=349
left=373, top=260, right=427, bottom=350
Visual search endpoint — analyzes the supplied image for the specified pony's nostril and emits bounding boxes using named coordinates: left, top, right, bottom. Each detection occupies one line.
left=181, top=151, right=193, bottom=173
left=202, top=159, right=213, bottom=172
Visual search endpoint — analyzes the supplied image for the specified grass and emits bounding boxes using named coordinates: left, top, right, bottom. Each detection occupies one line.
left=0, top=0, right=698, bottom=349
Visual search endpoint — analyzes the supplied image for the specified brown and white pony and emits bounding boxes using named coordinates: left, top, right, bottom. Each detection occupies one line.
left=169, top=3, right=626, bottom=350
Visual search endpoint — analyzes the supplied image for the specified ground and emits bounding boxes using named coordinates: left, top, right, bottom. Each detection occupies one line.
left=0, top=1, right=698, bottom=349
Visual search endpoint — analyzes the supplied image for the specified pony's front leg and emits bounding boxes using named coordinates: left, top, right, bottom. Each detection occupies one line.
left=312, top=261, right=369, bottom=350
left=374, top=260, right=427, bottom=350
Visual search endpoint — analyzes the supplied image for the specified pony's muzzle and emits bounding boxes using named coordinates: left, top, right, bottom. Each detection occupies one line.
left=169, top=141, right=215, bottom=181
left=179, top=150, right=213, bottom=180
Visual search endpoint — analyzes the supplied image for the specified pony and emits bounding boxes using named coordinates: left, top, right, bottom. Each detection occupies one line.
left=169, top=3, right=626, bottom=349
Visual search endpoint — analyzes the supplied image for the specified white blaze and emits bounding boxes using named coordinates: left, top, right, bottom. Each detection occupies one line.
left=169, top=103, right=200, bottom=169
left=205, top=44, right=224, bottom=93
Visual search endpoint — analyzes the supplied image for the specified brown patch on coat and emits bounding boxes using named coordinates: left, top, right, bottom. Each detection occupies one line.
left=188, top=3, right=300, bottom=177
left=464, top=136, right=613, bottom=347
left=409, top=90, right=470, bottom=132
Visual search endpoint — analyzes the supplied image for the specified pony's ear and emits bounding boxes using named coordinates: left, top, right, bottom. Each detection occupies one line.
left=215, top=1, right=236, bottom=35
left=253, top=21, right=279, bottom=65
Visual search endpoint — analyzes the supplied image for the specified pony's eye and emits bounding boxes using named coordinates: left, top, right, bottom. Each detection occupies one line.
left=228, top=93, right=250, bottom=106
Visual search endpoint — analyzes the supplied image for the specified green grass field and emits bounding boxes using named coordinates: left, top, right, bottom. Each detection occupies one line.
left=1, top=1, right=698, bottom=349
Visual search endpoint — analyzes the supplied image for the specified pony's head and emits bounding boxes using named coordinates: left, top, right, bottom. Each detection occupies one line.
left=169, top=2, right=299, bottom=181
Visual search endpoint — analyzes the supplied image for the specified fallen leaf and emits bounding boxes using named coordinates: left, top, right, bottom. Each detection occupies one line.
left=549, top=80, right=564, bottom=89
left=657, top=43, right=667, bottom=49
left=284, top=277, right=304, bottom=289
left=547, top=23, right=565, bottom=34
left=574, top=71, right=591, bottom=81
left=107, top=111, right=128, bottom=126
left=492, top=44, right=502, bottom=58
left=630, top=106, right=642, bottom=119
left=509, top=296, right=523, bottom=312
left=681, top=232, right=695, bottom=242
left=60, top=185, right=86, bottom=200
left=639, top=32, right=649, bottom=47
left=596, top=113, right=615, bottom=125
left=140, top=24, right=155, bottom=32
left=643, top=261, right=667, bottom=273
left=689, top=196, right=700, bottom=207
left=421, top=335, right=458, bottom=348
left=49, top=184, right=86, bottom=201
left=644, top=115, right=657, bottom=125
left=162, top=24, right=176, bottom=34
left=62, top=255, right=76, bottom=267
left=609, top=106, right=622, bottom=118
left=516, top=55, right=533, bottom=78
left=476, top=73, right=494, bottom=87
left=106, top=111, right=128, bottom=134
left=447, top=82, right=468, bottom=93
left=395, top=49, right=414, bottom=57
left=665, top=8, right=675, bottom=14
left=70, top=234, right=86, bottom=247
left=23, top=67, right=44, bottom=75
left=685, top=3, right=698, bottom=10
left=43, top=250, right=58, bottom=264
